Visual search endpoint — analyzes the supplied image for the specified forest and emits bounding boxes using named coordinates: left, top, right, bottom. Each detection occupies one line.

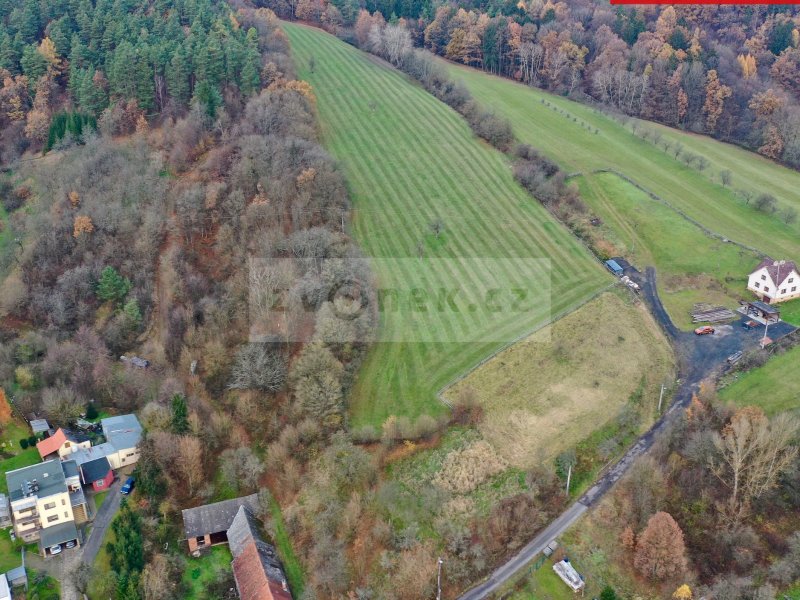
left=0, top=0, right=263, bottom=160
left=263, top=0, right=800, bottom=169
left=1, top=0, right=800, bottom=598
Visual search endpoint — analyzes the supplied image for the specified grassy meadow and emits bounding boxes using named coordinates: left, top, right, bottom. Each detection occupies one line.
left=284, top=23, right=608, bottom=426
left=720, top=344, right=800, bottom=416
left=577, top=172, right=760, bottom=329
left=443, top=61, right=800, bottom=300
left=443, top=291, right=674, bottom=468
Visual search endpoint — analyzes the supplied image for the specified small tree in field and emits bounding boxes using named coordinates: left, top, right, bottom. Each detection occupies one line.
left=634, top=511, right=686, bottom=581
left=430, top=218, right=445, bottom=239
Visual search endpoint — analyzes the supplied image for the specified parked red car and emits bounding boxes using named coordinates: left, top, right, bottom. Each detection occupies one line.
left=694, top=326, right=715, bottom=335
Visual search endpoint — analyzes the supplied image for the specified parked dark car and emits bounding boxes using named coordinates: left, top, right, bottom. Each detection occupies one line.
left=120, top=477, right=135, bottom=495
left=743, top=320, right=760, bottom=330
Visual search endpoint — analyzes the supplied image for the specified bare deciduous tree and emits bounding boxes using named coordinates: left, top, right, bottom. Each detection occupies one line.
left=709, top=408, right=799, bottom=522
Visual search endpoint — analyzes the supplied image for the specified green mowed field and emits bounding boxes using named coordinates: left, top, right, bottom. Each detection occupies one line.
left=284, top=23, right=607, bottom=426
left=577, top=172, right=760, bottom=329
left=443, top=61, right=800, bottom=269
left=720, top=345, right=800, bottom=415
left=647, top=120, right=800, bottom=218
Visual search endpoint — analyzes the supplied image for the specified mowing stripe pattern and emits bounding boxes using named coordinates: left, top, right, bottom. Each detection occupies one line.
left=284, top=24, right=607, bottom=425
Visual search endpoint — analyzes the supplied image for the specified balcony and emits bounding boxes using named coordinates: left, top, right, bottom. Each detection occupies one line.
left=14, top=512, right=39, bottom=526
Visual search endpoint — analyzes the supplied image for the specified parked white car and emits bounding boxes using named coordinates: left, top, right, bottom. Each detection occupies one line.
left=49, top=544, right=62, bottom=555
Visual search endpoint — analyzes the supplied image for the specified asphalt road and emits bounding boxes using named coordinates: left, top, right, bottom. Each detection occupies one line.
left=81, top=480, right=123, bottom=565
left=456, top=267, right=796, bottom=599
left=457, top=503, right=588, bottom=600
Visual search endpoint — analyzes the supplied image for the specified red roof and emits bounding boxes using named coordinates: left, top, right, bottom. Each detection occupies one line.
left=754, top=259, right=798, bottom=288
left=232, top=542, right=292, bottom=600
left=36, top=428, right=67, bottom=459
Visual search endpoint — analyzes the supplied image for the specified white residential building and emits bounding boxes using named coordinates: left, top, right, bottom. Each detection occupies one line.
left=5, top=460, right=84, bottom=554
left=747, top=259, right=800, bottom=304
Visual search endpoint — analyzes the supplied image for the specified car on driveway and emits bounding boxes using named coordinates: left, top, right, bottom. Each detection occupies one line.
left=120, top=477, right=135, bottom=495
left=49, top=544, right=62, bottom=555
left=743, top=320, right=760, bottom=330
left=694, top=326, right=715, bottom=335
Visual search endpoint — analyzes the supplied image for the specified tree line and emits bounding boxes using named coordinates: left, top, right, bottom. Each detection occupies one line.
left=265, top=0, right=800, bottom=169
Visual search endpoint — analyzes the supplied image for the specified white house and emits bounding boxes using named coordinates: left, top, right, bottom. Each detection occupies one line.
left=101, top=414, right=142, bottom=469
left=747, top=259, right=800, bottom=304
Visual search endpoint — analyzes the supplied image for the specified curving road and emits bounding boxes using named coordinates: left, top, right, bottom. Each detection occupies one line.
left=456, top=267, right=793, bottom=600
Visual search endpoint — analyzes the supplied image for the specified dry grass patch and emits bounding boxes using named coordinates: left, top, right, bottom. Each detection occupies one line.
left=444, top=291, right=674, bottom=469
left=432, top=440, right=508, bottom=494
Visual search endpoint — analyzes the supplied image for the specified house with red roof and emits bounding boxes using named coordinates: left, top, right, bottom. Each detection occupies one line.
left=35, top=428, right=91, bottom=461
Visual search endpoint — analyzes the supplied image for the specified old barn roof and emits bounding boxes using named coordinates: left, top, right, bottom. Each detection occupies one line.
left=232, top=540, right=292, bottom=600
left=228, top=506, right=260, bottom=558
left=181, top=494, right=259, bottom=539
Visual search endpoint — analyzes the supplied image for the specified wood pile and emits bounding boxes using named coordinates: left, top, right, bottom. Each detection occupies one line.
left=691, top=303, right=737, bottom=323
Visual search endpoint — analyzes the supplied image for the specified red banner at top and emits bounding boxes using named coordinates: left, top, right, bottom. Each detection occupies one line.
left=611, top=0, right=800, bottom=3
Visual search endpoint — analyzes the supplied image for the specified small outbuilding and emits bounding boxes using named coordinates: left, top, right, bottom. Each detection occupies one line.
left=553, top=558, right=585, bottom=592
left=604, top=259, right=624, bottom=277
left=745, top=300, right=780, bottom=324
left=79, top=457, right=114, bottom=492
left=0, top=494, right=10, bottom=528
left=29, top=419, right=50, bottom=436
left=5, top=566, right=26, bottom=589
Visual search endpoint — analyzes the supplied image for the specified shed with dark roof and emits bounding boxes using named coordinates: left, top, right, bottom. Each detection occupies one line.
left=79, top=457, right=113, bottom=492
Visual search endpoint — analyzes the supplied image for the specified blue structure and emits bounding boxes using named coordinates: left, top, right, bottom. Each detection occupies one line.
left=605, top=259, right=623, bottom=276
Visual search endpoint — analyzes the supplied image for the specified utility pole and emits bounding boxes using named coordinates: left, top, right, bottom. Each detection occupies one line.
left=657, top=383, right=665, bottom=413
left=436, top=557, right=444, bottom=600
left=565, top=464, right=572, bottom=496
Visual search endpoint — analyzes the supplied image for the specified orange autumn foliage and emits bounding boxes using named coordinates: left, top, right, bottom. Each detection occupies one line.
left=0, top=388, right=11, bottom=425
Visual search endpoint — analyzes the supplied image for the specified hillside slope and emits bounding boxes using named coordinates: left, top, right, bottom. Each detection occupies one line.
left=444, top=60, right=800, bottom=263
left=283, top=23, right=608, bottom=426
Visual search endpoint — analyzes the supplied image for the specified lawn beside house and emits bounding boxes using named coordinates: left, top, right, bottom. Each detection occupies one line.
left=505, top=557, right=596, bottom=600
left=93, top=491, right=109, bottom=513
left=719, top=344, right=800, bottom=415
left=181, top=546, right=232, bottom=600
left=267, top=494, right=305, bottom=597
left=779, top=297, right=800, bottom=327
